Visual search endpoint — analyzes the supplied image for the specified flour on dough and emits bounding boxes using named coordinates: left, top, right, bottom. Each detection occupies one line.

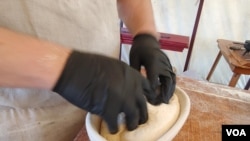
left=100, top=94, right=180, bottom=141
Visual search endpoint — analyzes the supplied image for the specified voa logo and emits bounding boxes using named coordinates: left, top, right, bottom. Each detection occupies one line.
left=226, top=129, right=246, bottom=136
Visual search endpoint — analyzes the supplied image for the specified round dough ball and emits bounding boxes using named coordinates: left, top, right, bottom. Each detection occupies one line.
left=100, top=94, right=180, bottom=141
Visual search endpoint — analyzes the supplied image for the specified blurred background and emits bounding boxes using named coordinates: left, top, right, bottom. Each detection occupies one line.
left=121, top=0, right=250, bottom=89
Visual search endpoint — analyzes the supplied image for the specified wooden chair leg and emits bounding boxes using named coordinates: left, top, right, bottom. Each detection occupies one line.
left=206, top=51, right=222, bottom=81
left=229, top=73, right=241, bottom=87
left=244, top=78, right=250, bottom=90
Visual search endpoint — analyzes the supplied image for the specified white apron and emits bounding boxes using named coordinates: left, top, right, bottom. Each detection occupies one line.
left=0, top=0, right=120, bottom=140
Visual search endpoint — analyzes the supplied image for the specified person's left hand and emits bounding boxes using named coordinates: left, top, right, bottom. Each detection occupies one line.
left=129, top=34, right=176, bottom=105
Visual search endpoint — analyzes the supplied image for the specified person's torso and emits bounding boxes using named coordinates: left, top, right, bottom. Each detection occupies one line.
left=0, top=1, right=120, bottom=140
left=0, top=0, right=120, bottom=58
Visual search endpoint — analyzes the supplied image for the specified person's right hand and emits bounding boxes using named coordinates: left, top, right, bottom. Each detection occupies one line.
left=53, top=51, right=153, bottom=134
left=130, top=34, right=176, bottom=105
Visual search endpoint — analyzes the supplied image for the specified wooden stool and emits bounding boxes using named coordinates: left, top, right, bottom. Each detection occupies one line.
left=206, top=39, right=250, bottom=90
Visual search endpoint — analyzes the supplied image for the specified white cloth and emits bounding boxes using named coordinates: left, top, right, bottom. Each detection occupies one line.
left=0, top=0, right=120, bottom=140
left=0, top=0, right=120, bottom=58
left=0, top=89, right=85, bottom=141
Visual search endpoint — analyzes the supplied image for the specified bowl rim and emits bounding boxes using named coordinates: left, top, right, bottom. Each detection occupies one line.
left=158, top=86, right=191, bottom=141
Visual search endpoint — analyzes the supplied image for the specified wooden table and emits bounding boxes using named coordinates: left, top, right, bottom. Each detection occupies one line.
left=173, top=76, right=250, bottom=141
left=74, top=76, right=250, bottom=141
left=206, top=39, right=250, bottom=89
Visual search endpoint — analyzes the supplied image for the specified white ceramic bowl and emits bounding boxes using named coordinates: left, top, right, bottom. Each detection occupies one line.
left=86, top=87, right=190, bottom=141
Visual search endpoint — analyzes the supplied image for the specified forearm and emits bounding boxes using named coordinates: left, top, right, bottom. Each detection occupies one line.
left=0, top=27, right=71, bottom=89
left=117, top=0, right=159, bottom=39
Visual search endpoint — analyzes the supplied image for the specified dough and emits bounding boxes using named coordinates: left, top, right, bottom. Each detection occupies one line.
left=100, top=94, right=180, bottom=141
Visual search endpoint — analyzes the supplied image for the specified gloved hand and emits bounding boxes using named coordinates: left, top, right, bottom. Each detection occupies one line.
left=130, top=34, right=176, bottom=105
left=53, top=51, right=153, bottom=134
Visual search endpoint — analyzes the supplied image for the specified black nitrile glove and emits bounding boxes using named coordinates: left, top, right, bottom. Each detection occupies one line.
left=130, top=34, right=176, bottom=105
left=53, top=51, right=153, bottom=134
